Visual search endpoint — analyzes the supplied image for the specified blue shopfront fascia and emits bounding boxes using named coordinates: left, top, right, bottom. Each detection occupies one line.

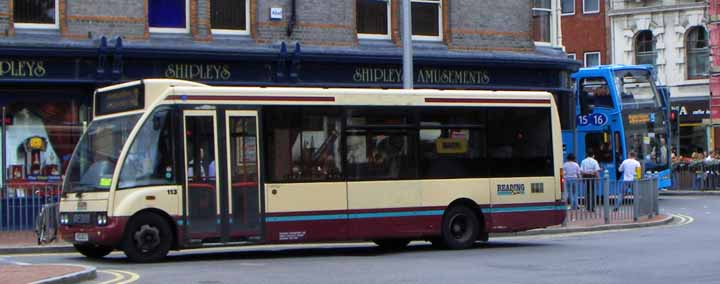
left=0, top=43, right=579, bottom=92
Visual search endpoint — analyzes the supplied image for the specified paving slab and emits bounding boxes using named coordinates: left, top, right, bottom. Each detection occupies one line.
left=0, top=263, right=95, bottom=284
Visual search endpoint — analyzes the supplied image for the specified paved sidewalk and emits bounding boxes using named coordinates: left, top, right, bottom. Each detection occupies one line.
left=0, top=262, right=95, bottom=284
left=493, top=213, right=673, bottom=237
left=0, top=231, right=73, bottom=254
left=660, top=190, right=720, bottom=196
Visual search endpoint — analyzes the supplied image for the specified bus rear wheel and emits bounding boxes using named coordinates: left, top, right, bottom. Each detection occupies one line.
left=440, top=206, right=479, bottom=250
left=74, top=244, right=113, bottom=259
left=122, top=212, right=172, bottom=262
left=373, top=239, right=411, bottom=251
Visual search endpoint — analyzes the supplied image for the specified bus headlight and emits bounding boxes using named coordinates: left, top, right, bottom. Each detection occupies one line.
left=59, top=213, right=69, bottom=225
left=96, top=213, right=108, bottom=226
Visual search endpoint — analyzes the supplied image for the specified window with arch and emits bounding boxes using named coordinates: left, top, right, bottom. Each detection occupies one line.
left=635, top=30, right=655, bottom=66
left=686, top=27, right=709, bottom=80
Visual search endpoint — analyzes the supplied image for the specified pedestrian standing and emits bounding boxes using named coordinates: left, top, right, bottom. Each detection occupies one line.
left=616, top=151, right=641, bottom=211
left=563, top=154, right=581, bottom=209
left=580, top=152, right=601, bottom=211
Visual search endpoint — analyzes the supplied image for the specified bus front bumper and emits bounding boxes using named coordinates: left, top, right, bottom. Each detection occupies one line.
left=59, top=217, right=128, bottom=247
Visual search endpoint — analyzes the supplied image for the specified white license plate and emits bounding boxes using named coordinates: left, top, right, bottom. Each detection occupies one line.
left=74, top=232, right=89, bottom=242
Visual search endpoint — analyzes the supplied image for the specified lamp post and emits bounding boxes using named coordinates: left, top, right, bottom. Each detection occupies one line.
left=402, top=0, right=413, bottom=89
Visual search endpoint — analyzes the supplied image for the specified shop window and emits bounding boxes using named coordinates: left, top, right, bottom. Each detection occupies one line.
left=635, top=30, right=656, bottom=66
left=487, top=108, right=554, bottom=177
left=4, top=99, right=88, bottom=189
left=357, top=0, right=391, bottom=39
left=14, top=0, right=58, bottom=28
left=264, top=107, right=342, bottom=182
left=419, top=108, right=487, bottom=178
left=118, top=110, right=175, bottom=189
left=532, top=0, right=552, bottom=43
left=412, top=0, right=442, bottom=40
left=686, top=26, right=709, bottom=80
left=149, top=0, right=189, bottom=32
left=579, top=77, right=613, bottom=111
left=211, top=0, right=249, bottom=34
left=561, top=0, right=574, bottom=15
left=583, top=0, right=599, bottom=14
left=345, top=108, right=417, bottom=180
left=584, top=52, right=600, bottom=67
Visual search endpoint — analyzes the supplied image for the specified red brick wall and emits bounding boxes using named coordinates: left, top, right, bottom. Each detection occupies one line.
left=560, top=0, right=607, bottom=66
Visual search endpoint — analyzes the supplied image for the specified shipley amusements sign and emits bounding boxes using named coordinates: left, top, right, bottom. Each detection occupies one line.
left=352, top=67, right=491, bottom=85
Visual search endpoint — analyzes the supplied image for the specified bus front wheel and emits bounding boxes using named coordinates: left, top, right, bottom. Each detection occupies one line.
left=122, top=212, right=172, bottom=262
left=74, top=244, right=113, bottom=259
left=440, top=206, right=479, bottom=250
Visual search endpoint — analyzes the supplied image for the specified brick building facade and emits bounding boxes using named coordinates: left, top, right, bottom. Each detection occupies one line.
left=0, top=0, right=577, bottom=188
left=560, top=0, right=608, bottom=67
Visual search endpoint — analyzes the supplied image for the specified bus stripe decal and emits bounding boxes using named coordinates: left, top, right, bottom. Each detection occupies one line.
left=265, top=207, right=565, bottom=222
left=484, top=205, right=566, bottom=213
left=266, top=214, right=348, bottom=222
left=425, top=98, right=551, bottom=104
left=348, top=210, right=445, bottom=219
left=167, top=95, right=335, bottom=102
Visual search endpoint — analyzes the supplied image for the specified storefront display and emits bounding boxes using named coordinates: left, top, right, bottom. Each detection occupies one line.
left=671, top=99, right=710, bottom=156
left=1, top=96, right=90, bottom=197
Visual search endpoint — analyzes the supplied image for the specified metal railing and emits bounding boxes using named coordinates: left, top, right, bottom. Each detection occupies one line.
left=1, top=182, right=62, bottom=233
left=671, top=160, right=720, bottom=190
left=563, top=171, right=660, bottom=226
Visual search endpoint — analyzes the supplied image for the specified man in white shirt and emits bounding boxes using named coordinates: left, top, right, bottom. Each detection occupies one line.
left=580, top=152, right=601, bottom=178
left=616, top=152, right=641, bottom=211
left=562, top=153, right=581, bottom=209
left=580, top=152, right=601, bottom=211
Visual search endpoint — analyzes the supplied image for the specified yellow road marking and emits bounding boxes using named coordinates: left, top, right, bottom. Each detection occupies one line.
left=97, top=270, right=125, bottom=284
left=99, top=269, right=141, bottom=284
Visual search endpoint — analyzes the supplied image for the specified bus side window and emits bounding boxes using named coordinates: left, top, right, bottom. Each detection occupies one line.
left=344, top=108, right=417, bottom=180
left=264, top=107, right=343, bottom=182
left=418, top=108, right=487, bottom=178
left=118, top=110, right=175, bottom=189
left=487, top=107, right=553, bottom=177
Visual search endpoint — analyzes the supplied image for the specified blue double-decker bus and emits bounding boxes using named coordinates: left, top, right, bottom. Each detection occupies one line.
left=562, top=65, right=672, bottom=189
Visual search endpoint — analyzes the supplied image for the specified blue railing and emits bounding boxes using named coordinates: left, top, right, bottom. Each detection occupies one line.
left=563, top=172, right=660, bottom=225
left=1, top=182, right=61, bottom=232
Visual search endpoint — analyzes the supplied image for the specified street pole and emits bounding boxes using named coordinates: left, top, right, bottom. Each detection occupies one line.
left=402, top=0, right=413, bottom=89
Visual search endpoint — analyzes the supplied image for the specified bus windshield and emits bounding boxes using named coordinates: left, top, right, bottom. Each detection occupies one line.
left=63, top=114, right=141, bottom=193
left=614, top=70, right=660, bottom=107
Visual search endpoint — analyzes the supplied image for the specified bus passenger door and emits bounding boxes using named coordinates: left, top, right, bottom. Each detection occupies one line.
left=223, top=111, right=262, bottom=241
left=583, top=132, right=616, bottom=177
left=183, top=111, right=221, bottom=242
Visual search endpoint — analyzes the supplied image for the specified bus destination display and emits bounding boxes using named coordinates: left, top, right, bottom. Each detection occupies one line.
left=95, top=84, right=144, bottom=115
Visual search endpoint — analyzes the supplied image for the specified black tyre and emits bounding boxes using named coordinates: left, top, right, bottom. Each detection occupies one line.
left=440, top=206, right=480, bottom=250
left=74, top=243, right=113, bottom=259
left=373, top=239, right=411, bottom=251
left=122, top=212, right=172, bottom=262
